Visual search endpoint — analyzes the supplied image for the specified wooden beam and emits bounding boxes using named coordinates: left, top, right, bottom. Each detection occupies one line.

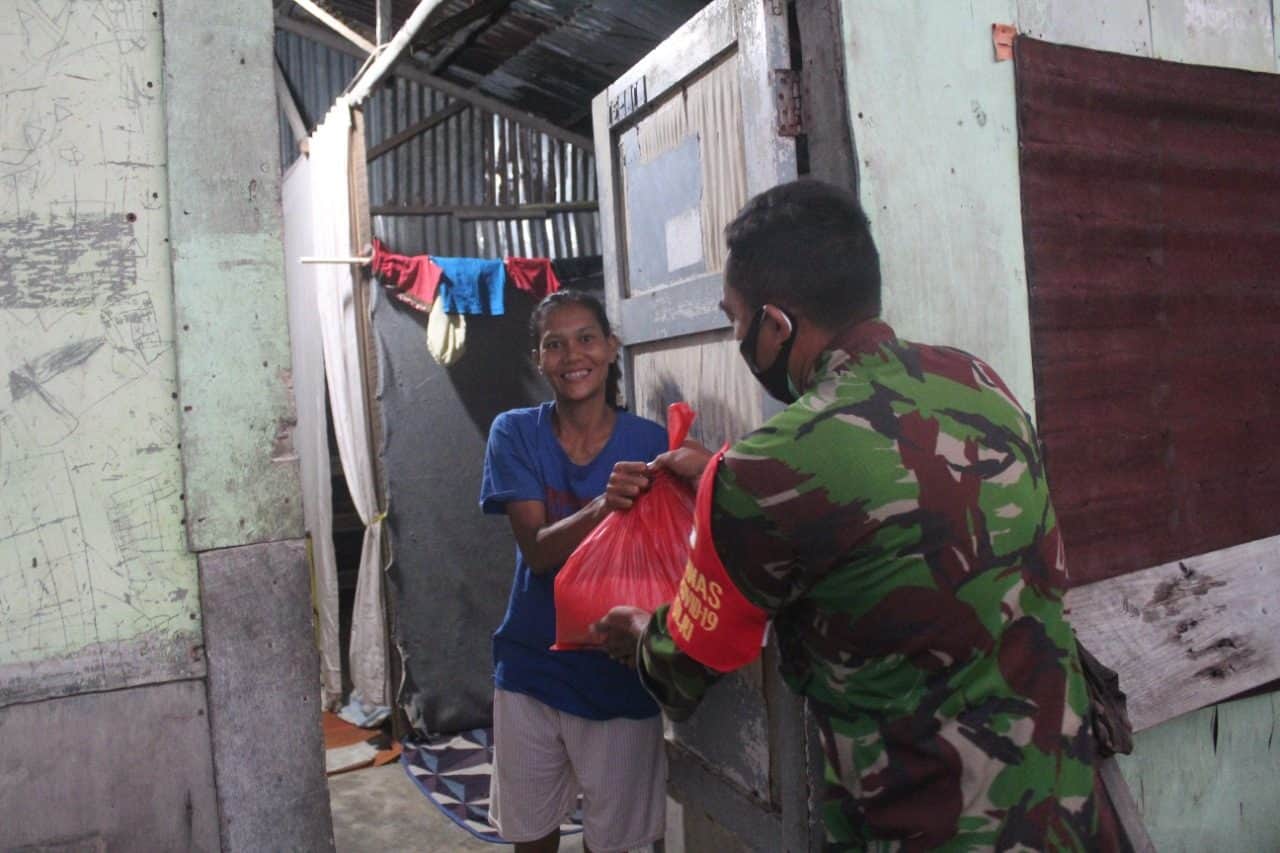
left=393, top=61, right=593, bottom=152
left=794, top=0, right=858, bottom=192
left=421, top=13, right=491, bottom=73
left=375, top=0, right=392, bottom=45
left=273, top=58, right=310, bottom=149
left=414, top=0, right=509, bottom=51
left=1065, top=533, right=1280, bottom=733
left=274, top=14, right=594, bottom=151
left=292, top=0, right=376, bottom=54
left=364, top=100, right=467, bottom=161
left=348, top=0, right=450, bottom=103
left=1098, top=759, right=1157, bottom=852
left=369, top=201, right=598, bottom=219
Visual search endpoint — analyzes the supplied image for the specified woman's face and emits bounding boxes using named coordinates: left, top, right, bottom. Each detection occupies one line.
left=534, top=303, right=618, bottom=404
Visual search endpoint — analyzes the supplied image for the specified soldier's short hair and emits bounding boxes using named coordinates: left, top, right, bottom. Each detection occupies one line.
left=724, top=180, right=881, bottom=329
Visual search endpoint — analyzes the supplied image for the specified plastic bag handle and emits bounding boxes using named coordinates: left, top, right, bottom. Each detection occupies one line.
left=666, top=401, right=696, bottom=451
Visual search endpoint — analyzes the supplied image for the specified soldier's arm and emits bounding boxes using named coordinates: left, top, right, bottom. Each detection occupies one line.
left=633, top=456, right=806, bottom=719
left=637, top=603, right=723, bottom=721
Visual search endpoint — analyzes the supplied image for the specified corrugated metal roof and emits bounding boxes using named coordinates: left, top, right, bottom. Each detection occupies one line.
left=283, top=0, right=709, bottom=133
left=277, top=28, right=599, bottom=259
left=1016, top=37, right=1280, bottom=585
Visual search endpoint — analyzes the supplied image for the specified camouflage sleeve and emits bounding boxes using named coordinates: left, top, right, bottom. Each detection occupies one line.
left=638, top=603, right=723, bottom=722
left=636, top=455, right=803, bottom=719
left=709, top=453, right=816, bottom=612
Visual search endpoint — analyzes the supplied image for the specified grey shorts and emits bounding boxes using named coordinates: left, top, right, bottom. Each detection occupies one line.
left=489, top=688, right=667, bottom=852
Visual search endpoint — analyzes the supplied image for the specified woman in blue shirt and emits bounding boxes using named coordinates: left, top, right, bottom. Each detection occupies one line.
left=480, top=291, right=667, bottom=853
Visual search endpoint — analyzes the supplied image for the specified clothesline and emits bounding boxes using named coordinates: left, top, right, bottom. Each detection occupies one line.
left=301, top=255, right=373, bottom=265
left=304, top=237, right=566, bottom=370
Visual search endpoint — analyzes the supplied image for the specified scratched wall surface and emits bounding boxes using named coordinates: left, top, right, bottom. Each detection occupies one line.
left=0, top=0, right=203, bottom=703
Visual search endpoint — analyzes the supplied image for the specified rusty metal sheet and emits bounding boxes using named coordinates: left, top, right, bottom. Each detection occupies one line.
left=1015, top=36, right=1280, bottom=585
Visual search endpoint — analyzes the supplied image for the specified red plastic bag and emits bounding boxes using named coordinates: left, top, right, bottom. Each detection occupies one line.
left=552, top=402, right=697, bottom=650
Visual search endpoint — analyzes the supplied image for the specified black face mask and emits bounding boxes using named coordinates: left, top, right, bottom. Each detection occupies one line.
left=739, top=306, right=799, bottom=404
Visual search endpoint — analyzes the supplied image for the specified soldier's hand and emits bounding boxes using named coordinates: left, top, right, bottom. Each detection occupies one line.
left=592, top=605, right=652, bottom=667
left=650, top=440, right=713, bottom=484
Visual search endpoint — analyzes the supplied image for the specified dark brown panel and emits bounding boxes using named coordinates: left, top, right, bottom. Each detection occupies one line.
left=1016, top=37, right=1280, bottom=586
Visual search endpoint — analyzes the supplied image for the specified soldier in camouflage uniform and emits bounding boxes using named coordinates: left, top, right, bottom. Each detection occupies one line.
left=596, top=180, right=1122, bottom=851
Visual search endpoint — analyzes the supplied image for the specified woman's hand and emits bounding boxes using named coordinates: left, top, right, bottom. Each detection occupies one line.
left=604, top=461, right=652, bottom=511
left=649, top=439, right=714, bottom=484
left=592, top=606, right=653, bottom=667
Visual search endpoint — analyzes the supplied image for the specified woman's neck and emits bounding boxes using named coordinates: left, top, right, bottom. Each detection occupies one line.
left=553, top=395, right=616, bottom=464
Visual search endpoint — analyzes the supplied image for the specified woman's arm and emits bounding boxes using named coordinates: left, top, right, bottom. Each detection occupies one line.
left=504, top=461, right=652, bottom=574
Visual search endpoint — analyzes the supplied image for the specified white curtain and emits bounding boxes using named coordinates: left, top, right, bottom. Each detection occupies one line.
left=282, top=154, right=344, bottom=711
left=309, top=100, right=389, bottom=716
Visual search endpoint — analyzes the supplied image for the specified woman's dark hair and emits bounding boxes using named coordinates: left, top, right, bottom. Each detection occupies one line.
left=529, top=290, right=623, bottom=409
left=725, top=179, right=881, bottom=329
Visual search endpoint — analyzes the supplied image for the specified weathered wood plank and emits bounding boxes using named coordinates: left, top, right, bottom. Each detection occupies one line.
left=592, top=89, right=627, bottom=397
left=1016, top=0, right=1153, bottom=56
left=165, top=0, right=304, bottom=551
left=368, top=200, right=597, bottom=218
left=1098, top=758, right=1157, bottom=853
left=0, top=681, right=219, bottom=850
left=603, top=1, right=736, bottom=125
left=0, top=631, right=204, bottom=709
left=365, top=100, right=466, bottom=161
left=201, top=539, right=334, bottom=852
left=1065, top=534, right=1280, bottom=732
left=1149, top=0, right=1277, bottom=72
left=275, top=58, right=310, bottom=145
left=795, top=0, right=858, bottom=193
left=667, top=740, right=782, bottom=852
left=619, top=274, right=728, bottom=345
left=293, top=0, right=376, bottom=54
left=1116, top=691, right=1280, bottom=851
left=840, top=0, right=1037, bottom=413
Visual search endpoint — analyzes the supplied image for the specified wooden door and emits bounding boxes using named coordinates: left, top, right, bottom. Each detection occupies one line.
left=592, top=1, right=819, bottom=849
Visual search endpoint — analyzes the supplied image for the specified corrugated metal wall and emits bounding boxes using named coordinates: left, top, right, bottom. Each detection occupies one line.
left=1016, top=36, right=1280, bottom=587
left=275, top=30, right=599, bottom=259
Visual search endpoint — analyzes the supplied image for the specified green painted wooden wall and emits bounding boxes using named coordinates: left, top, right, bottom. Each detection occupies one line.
left=0, top=0, right=202, bottom=704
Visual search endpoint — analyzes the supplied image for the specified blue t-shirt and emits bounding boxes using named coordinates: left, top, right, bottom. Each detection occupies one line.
left=480, top=402, right=668, bottom=720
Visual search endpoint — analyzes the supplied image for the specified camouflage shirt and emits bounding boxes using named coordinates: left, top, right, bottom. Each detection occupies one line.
left=640, top=320, right=1117, bottom=851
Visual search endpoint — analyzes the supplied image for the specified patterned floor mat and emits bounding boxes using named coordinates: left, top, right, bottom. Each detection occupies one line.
left=401, top=728, right=583, bottom=844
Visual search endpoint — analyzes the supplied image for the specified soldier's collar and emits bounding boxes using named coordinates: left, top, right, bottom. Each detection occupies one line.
left=807, top=319, right=896, bottom=383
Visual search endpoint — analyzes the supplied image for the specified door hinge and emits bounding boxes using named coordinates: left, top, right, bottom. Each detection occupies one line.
left=772, top=69, right=802, bottom=136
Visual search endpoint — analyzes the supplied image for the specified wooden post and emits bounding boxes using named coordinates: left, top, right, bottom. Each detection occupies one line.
left=347, top=0, right=450, bottom=103
left=292, top=0, right=376, bottom=54
left=375, top=0, right=392, bottom=45
left=274, top=59, right=310, bottom=150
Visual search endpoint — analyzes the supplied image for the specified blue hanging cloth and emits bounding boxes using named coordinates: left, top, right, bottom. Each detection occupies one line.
left=434, top=257, right=507, bottom=316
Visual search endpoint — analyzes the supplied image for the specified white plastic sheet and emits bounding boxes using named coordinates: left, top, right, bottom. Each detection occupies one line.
left=309, top=101, right=389, bottom=714
left=281, top=154, right=343, bottom=710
